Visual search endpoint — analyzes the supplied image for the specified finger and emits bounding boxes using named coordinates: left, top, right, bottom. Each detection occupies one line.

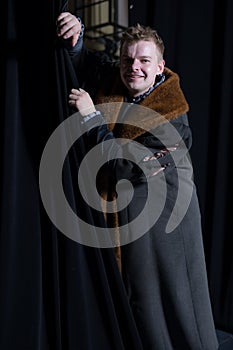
left=57, top=16, right=79, bottom=36
left=62, top=28, right=80, bottom=40
left=70, top=88, right=81, bottom=96
left=71, top=33, right=79, bottom=47
left=58, top=15, right=74, bottom=28
left=58, top=16, right=78, bottom=29
left=71, top=88, right=80, bottom=94
left=79, top=88, right=88, bottom=96
left=69, top=94, right=79, bottom=101
left=60, top=22, right=81, bottom=38
left=57, top=12, right=71, bottom=23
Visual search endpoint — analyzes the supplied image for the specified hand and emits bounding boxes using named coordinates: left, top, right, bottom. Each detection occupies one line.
left=69, top=88, right=96, bottom=116
left=57, top=12, right=82, bottom=47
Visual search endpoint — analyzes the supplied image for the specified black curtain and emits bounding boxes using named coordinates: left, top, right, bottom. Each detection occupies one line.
left=0, top=1, right=144, bottom=349
left=129, top=0, right=233, bottom=334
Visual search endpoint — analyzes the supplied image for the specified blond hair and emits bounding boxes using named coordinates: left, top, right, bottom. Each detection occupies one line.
left=120, top=23, right=165, bottom=60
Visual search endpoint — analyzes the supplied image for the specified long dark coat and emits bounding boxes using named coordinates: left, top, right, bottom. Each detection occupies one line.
left=81, top=67, right=219, bottom=349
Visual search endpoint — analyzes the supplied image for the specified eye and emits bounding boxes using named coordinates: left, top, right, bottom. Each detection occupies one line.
left=142, top=59, right=150, bottom=63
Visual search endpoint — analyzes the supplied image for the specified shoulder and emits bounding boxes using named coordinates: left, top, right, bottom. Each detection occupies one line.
left=140, top=67, right=189, bottom=121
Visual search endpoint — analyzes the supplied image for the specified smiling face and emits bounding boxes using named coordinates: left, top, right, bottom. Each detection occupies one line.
left=120, top=40, right=165, bottom=97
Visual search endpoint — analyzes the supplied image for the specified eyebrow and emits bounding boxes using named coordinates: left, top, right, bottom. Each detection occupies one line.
left=122, top=55, right=152, bottom=59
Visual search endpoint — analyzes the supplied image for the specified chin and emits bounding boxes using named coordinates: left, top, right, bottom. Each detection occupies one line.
left=128, top=83, right=141, bottom=92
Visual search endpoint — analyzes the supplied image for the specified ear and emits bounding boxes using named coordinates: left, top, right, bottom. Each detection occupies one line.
left=157, top=59, right=165, bottom=74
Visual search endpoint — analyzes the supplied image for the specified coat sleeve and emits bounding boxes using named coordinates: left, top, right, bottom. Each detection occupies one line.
left=80, top=112, right=193, bottom=184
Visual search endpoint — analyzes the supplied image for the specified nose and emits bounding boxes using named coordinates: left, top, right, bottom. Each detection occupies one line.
left=131, top=59, right=140, bottom=71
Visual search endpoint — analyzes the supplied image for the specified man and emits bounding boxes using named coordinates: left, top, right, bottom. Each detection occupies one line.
left=57, top=13, right=218, bottom=350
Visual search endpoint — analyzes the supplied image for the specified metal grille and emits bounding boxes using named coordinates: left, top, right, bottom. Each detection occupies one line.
left=71, top=0, right=128, bottom=58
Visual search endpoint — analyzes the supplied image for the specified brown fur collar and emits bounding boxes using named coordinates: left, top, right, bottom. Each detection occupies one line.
left=95, top=67, right=189, bottom=140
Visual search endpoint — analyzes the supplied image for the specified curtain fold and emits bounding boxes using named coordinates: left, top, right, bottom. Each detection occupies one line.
left=129, top=0, right=233, bottom=335
left=0, top=0, right=144, bottom=349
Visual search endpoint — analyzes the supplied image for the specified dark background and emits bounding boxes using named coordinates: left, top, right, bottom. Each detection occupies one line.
left=1, top=0, right=233, bottom=348
left=129, top=0, right=233, bottom=334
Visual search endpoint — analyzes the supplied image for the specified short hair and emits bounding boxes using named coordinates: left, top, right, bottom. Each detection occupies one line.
left=120, top=23, right=165, bottom=60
